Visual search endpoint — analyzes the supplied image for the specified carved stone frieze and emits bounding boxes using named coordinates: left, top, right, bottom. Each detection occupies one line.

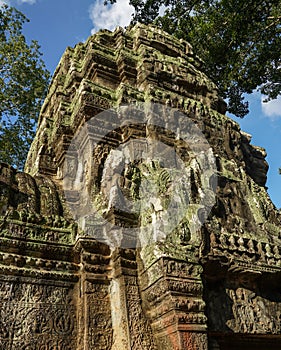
left=205, top=280, right=281, bottom=335
left=207, top=232, right=281, bottom=271
left=0, top=278, right=77, bottom=349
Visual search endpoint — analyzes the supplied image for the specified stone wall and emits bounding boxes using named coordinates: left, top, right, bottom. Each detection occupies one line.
left=0, top=24, right=281, bottom=349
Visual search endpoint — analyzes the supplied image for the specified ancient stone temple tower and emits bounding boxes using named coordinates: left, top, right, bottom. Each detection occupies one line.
left=1, top=24, right=281, bottom=349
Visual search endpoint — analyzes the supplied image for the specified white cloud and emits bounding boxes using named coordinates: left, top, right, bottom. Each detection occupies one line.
left=89, top=0, right=134, bottom=34
left=17, top=0, right=37, bottom=4
left=0, top=0, right=9, bottom=6
left=0, top=0, right=37, bottom=5
left=261, top=95, right=281, bottom=119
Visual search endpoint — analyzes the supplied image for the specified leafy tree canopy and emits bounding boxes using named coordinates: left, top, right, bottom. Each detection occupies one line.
left=0, top=4, right=50, bottom=169
left=107, top=0, right=281, bottom=118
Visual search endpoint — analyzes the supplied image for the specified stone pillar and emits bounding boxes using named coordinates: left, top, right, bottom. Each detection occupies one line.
left=75, top=237, right=113, bottom=350
left=110, top=248, right=157, bottom=350
left=138, top=252, right=208, bottom=350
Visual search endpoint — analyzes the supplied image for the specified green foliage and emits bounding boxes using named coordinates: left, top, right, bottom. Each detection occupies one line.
left=0, top=5, right=50, bottom=169
left=108, top=0, right=281, bottom=118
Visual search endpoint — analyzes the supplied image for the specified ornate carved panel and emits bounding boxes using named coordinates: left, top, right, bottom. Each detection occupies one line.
left=0, top=278, right=77, bottom=349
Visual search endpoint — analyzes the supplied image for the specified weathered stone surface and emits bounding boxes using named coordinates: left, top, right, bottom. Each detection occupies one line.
left=0, top=23, right=281, bottom=349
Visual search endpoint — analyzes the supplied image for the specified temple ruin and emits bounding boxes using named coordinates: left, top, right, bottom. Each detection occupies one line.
left=0, top=23, right=281, bottom=349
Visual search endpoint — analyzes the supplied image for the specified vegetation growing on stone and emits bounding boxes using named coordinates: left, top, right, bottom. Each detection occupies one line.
left=108, top=0, right=281, bottom=118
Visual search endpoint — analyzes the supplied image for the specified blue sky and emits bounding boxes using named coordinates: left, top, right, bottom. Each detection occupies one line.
left=2, top=0, right=281, bottom=208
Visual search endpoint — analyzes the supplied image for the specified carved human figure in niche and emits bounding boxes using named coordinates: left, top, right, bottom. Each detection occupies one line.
left=122, top=162, right=141, bottom=200
left=16, top=173, right=39, bottom=214
left=228, top=288, right=256, bottom=333
left=179, top=222, right=191, bottom=245
left=63, top=157, right=78, bottom=189
left=254, top=298, right=271, bottom=332
left=131, top=165, right=141, bottom=200
left=78, top=159, right=92, bottom=208
left=244, top=292, right=256, bottom=332
left=39, top=182, right=52, bottom=215
left=232, top=289, right=247, bottom=332
left=36, top=177, right=61, bottom=217
left=106, top=174, right=124, bottom=212
left=53, top=311, right=74, bottom=335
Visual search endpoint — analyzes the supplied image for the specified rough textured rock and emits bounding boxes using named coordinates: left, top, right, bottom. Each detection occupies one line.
left=0, top=23, right=281, bottom=349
